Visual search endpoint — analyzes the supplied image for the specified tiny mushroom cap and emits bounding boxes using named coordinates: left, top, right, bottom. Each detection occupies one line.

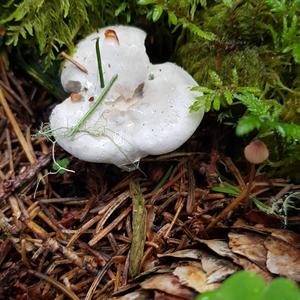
left=244, top=140, right=269, bottom=164
left=50, top=25, right=204, bottom=169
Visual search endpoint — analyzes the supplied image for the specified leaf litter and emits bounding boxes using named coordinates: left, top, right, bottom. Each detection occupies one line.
left=0, top=55, right=300, bottom=299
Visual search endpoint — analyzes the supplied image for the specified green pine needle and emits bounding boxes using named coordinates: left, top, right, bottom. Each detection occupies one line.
left=96, top=38, right=105, bottom=88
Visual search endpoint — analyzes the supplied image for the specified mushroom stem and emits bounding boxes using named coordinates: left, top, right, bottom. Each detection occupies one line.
left=68, top=74, right=118, bottom=138
left=96, top=38, right=105, bottom=88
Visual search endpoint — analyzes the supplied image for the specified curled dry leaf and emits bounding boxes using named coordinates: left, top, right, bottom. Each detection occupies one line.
left=264, top=237, right=300, bottom=281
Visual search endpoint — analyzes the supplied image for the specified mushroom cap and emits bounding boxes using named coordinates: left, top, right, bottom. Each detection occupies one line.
left=244, top=140, right=269, bottom=164
left=61, top=26, right=150, bottom=100
left=50, top=26, right=204, bottom=169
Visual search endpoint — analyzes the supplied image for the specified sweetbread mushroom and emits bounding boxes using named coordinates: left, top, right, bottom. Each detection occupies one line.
left=50, top=25, right=204, bottom=169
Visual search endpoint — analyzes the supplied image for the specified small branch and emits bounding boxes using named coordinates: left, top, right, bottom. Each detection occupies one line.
left=0, top=88, right=35, bottom=164
left=206, top=164, right=256, bottom=230
left=28, top=269, right=80, bottom=300
left=129, top=180, right=146, bottom=277
left=61, top=51, right=88, bottom=74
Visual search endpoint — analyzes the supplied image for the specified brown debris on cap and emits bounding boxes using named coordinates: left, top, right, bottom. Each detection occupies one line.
left=244, top=140, right=269, bottom=164
left=105, top=29, right=119, bottom=43
left=70, top=93, right=82, bottom=102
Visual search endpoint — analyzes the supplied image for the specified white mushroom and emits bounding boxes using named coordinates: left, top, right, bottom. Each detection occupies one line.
left=50, top=25, right=204, bottom=169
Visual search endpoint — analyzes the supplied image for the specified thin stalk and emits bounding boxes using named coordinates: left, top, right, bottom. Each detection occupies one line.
left=68, top=74, right=118, bottom=138
left=96, top=38, right=105, bottom=88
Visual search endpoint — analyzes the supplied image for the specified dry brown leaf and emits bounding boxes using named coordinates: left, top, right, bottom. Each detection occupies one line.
left=197, top=239, right=234, bottom=258
left=232, top=255, right=272, bottom=282
left=228, top=232, right=267, bottom=268
left=110, top=290, right=150, bottom=300
left=264, top=237, right=300, bottom=281
left=154, top=290, right=190, bottom=300
left=198, top=238, right=272, bottom=281
left=173, top=262, right=219, bottom=293
left=140, top=273, right=196, bottom=299
left=201, top=253, right=239, bottom=283
left=157, top=249, right=204, bottom=260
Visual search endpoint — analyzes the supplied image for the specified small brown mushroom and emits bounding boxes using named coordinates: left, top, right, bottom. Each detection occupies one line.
left=244, top=140, right=269, bottom=164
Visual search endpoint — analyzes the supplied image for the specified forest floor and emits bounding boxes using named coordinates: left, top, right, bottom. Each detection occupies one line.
left=0, top=57, right=299, bottom=300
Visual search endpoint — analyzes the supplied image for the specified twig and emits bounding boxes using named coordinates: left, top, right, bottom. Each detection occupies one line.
left=0, top=154, right=50, bottom=201
left=0, top=88, right=35, bottom=164
left=61, top=51, right=88, bottom=74
left=89, top=206, right=131, bottom=246
left=129, top=180, right=146, bottom=277
left=28, top=269, right=80, bottom=300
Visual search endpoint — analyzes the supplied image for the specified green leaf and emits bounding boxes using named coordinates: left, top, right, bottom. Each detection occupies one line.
left=236, top=87, right=261, bottom=95
left=213, top=95, right=221, bottom=110
left=189, top=95, right=206, bottom=112
left=276, top=122, right=300, bottom=139
left=137, top=0, right=155, bottom=5
left=223, top=0, right=233, bottom=8
left=224, top=91, right=233, bottom=105
left=236, top=115, right=262, bottom=136
left=52, top=158, right=70, bottom=175
left=180, top=18, right=216, bottom=41
left=196, top=291, right=221, bottom=300
left=152, top=5, right=163, bottom=22
left=263, top=278, right=300, bottom=300
left=168, top=11, right=177, bottom=25
left=292, top=43, right=300, bottom=63
left=191, top=86, right=214, bottom=93
left=208, top=70, right=223, bottom=88
left=219, top=271, right=265, bottom=300
left=232, top=68, right=238, bottom=86
left=115, top=2, right=127, bottom=16
left=211, top=186, right=240, bottom=196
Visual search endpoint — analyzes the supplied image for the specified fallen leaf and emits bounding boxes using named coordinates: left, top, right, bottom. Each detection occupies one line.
left=140, top=273, right=196, bottom=299
left=173, top=262, right=219, bottom=293
left=110, top=290, right=150, bottom=300
left=157, top=249, right=204, bottom=260
left=232, top=256, right=272, bottom=282
left=154, top=290, right=188, bottom=300
left=228, top=232, right=267, bottom=268
left=197, top=239, right=234, bottom=258
left=201, top=253, right=239, bottom=284
left=265, top=237, right=300, bottom=281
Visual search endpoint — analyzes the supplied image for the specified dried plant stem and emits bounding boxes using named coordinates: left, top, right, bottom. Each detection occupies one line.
left=206, top=164, right=256, bottom=230
left=89, top=206, right=131, bottom=246
left=61, top=51, right=88, bottom=74
left=129, top=180, right=146, bottom=277
left=0, top=89, right=35, bottom=164
left=28, top=269, right=80, bottom=300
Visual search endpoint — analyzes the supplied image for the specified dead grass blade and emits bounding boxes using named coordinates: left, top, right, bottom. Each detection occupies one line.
left=129, top=180, right=146, bottom=277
